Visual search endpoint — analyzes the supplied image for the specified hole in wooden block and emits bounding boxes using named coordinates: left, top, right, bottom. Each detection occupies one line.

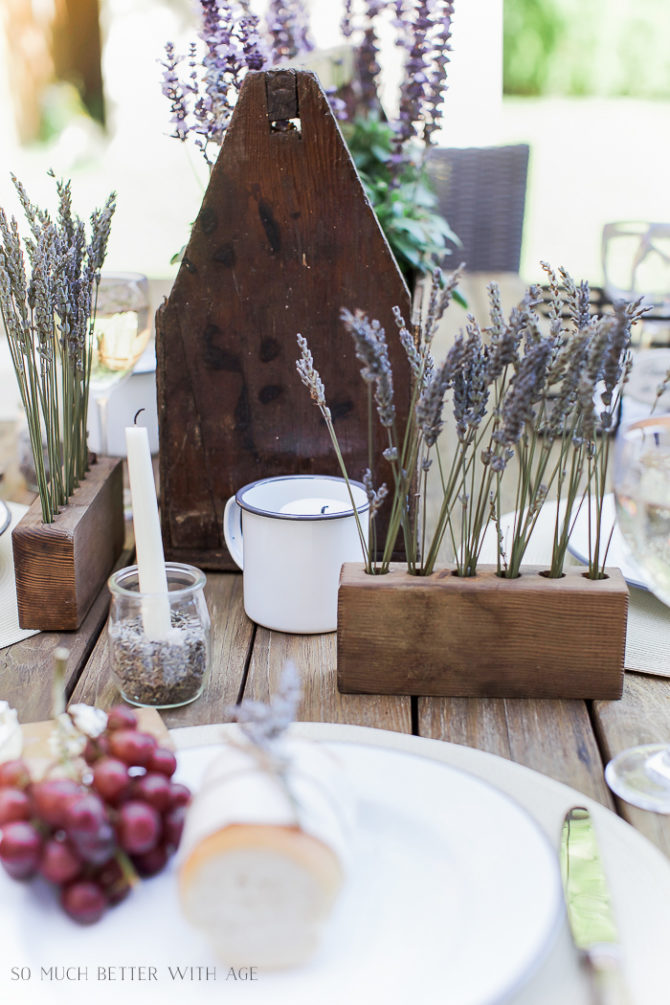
left=270, top=117, right=302, bottom=134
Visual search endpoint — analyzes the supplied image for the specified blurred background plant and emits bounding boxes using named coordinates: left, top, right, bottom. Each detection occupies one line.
left=503, top=0, right=670, bottom=98
left=160, top=0, right=459, bottom=283
left=0, top=2, right=669, bottom=293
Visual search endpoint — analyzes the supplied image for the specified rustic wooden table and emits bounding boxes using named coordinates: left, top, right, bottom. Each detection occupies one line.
left=0, top=561, right=668, bottom=861
left=1, top=271, right=669, bottom=868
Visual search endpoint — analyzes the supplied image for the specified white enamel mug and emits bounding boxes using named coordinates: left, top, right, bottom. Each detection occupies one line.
left=223, top=475, right=369, bottom=633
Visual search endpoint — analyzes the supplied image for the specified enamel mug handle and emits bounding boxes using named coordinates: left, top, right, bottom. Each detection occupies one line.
left=223, top=496, right=244, bottom=569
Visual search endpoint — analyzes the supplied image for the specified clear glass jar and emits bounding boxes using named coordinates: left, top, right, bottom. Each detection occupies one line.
left=107, top=563, right=210, bottom=709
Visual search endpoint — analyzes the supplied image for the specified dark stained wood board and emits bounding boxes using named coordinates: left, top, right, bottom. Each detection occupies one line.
left=156, top=69, right=411, bottom=569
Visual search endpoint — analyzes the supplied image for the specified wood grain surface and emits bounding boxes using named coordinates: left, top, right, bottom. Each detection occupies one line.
left=417, top=695, right=616, bottom=807
left=0, top=540, right=133, bottom=723
left=244, top=627, right=413, bottom=733
left=69, top=574, right=252, bottom=729
left=338, top=563, right=628, bottom=698
left=592, top=673, right=670, bottom=857
left=12, top=456, right=124, bottom=630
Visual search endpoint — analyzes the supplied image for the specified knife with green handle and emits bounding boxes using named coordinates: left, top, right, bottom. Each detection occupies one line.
left=560, top=806, right=631, bottom=1005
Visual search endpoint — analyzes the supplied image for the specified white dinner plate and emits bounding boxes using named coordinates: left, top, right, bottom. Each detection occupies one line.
left=0, top=500, right=10, bottom=537
left=0, top=740, right=562, bottom=1005
left=567, top=492, right=649, bottom=589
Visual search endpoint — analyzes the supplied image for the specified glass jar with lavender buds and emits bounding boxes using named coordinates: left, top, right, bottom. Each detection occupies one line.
left=107, top=564, right=210, bottom=709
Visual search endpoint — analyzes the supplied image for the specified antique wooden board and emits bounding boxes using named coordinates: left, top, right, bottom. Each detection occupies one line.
left=156, top=69, right=411, bottom=569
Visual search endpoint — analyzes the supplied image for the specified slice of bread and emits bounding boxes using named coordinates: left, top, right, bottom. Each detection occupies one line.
left=180, top=823, right=343, bottom=969
left=177, top=736, right=354, bottom=969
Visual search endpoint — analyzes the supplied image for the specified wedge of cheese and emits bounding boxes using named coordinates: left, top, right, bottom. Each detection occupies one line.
left=178, top=735, right=354, bottom=969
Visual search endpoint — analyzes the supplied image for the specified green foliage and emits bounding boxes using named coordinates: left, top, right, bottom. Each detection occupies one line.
left=504, top=0, right=670, bottom=98
left=343, top=114, right=462, bottom=289
left=503, top=0, right=566, bottom=97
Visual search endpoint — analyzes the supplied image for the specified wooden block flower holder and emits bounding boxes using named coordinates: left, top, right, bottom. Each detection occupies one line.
left=12, top=456, right=124, bottom=631
left=337, top=563, right=629, bottom=699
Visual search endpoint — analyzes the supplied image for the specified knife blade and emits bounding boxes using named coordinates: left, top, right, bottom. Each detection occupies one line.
left=560, top=806, right=630, bottom=1005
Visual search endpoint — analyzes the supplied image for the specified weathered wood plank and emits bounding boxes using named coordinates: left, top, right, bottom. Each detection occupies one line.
left=418, top=696, right=616, bottom=807
left=12, top=456, right=124, bottom=630
left=593, top=673, right=670, bottom=857
left=244, top=627, right=412, bottom=733
left=156, top=69, right=411, bottom=569
left=0, top=543, right=133, bottom=723
left=69, top=574, right=252, bottom=729
left=338, top=563, right=627, bottom=698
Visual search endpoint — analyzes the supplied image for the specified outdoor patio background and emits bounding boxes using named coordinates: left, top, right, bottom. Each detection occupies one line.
left=0, top=1, right=667, bottom=299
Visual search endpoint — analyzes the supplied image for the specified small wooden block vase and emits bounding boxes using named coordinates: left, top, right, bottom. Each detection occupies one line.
left=337, top=563, right=629, bottom=699
left=12, top=456, right=124, bottom=631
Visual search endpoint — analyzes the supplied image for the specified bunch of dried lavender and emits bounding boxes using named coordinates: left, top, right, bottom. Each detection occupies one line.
left=578, top=296, right=644, bottom=578
left=0, top=173, right=115, bottom=522
left=478, top=268, right=645, bottom=580
left=488, top=268, right=645, bottom=580
left=161, top=1, right=457, bottom=278
left=162, top=1, right=452, bottom=165
left=161, top=1, right=268, bottom=167
left=297, top=265, right=645, bottom=581
left=297, top=267, right=464, bottom=575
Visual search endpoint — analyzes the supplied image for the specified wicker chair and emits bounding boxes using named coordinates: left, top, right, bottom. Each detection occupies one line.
left=426, top=144, right=530, bottom=274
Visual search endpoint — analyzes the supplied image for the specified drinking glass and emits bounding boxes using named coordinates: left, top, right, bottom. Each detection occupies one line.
left=606, top=415, right=670, bottom=811
left=90, top=272, right=151, bottom=454
left=602, top=222, right=670, bottom=347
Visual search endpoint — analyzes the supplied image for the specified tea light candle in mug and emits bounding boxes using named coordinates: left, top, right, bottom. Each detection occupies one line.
left=125, top=422, right=172, bottom=640
left=223, top=475, right=369, bottom=633
left=279, top=497, right=351, bottom=516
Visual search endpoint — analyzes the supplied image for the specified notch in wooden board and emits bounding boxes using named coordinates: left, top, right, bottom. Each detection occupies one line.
left=266, top=69, right=301, bottom=133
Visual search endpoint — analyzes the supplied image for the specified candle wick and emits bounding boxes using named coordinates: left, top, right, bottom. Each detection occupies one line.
left=320, top=505, right=328, bottom=514
left=133, top=408, right=146, bottom=426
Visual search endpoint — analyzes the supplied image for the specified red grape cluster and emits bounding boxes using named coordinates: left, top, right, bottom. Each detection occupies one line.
left=0, top=706, right=190, bottom=924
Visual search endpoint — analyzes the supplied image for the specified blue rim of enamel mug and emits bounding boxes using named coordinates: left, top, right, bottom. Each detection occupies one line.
left=235, top=474, right=371, bottom=521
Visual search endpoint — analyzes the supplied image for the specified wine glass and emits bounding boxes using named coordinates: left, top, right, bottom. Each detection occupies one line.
left=602, top=221, right=670, bottom=347
left=606, top=415, right=670, bottom=811
left=89, top=273, right=151, bottom=455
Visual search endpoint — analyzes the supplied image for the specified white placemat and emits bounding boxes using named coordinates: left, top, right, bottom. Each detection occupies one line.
left=624, top=586, right=670, bottom=677
left=172, top=722, right=670, bottom=1005
left=480, top=502, right=670, bottom=679
left=0, top=501, right=39, bottom=649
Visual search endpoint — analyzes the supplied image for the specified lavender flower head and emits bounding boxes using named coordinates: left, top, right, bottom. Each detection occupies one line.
left=392, top=304, right=422, bottom=380
left=363, top=468, right=389, bottom=517
left=228, top=661, right=302, bottom=753
left=416, top=332, right=467, bottom=446
left=296, top=333, right=331, bottom=419
left=392, top=0, right=455, bottom=162
left=600, top=297, right=644, bottom=407
left=161, top=1, right=269, bottom=165
left=340, top=307, right=395, bottom=428
left=451, top=320, right=491, bottom=439
left=497, top=336, right=552, bottom=447
left=267, top=0, right=313, bottom=62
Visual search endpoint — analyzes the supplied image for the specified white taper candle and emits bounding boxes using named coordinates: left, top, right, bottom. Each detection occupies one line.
left=125, top=423, right=171, bottom=639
